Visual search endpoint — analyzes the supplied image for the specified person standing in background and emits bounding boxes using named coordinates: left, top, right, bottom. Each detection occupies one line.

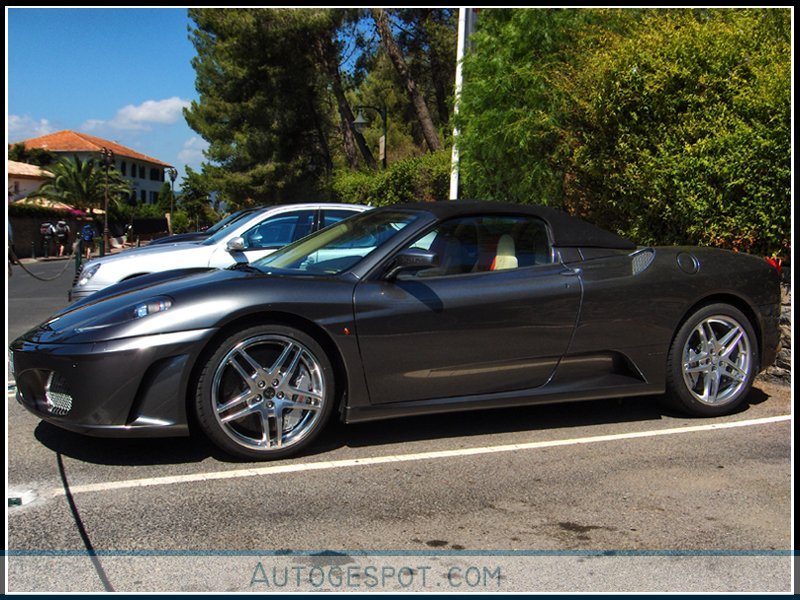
left=55, top=220, right=71, bottom=257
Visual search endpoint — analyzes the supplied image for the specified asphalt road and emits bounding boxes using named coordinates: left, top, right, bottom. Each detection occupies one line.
left=5, top=259, right=794, bottom=593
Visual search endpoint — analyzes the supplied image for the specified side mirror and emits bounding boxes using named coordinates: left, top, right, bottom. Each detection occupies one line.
left=386, top=248, right=438, bottom=280
left=226, top=236, right=248, bottom=265
left=226, top=237, right=246, bottom=253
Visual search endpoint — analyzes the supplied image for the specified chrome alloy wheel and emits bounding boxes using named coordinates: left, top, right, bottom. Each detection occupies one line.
left=211, top=335, right=326, bottom=452
left=681, top=315, right=752, bottom=406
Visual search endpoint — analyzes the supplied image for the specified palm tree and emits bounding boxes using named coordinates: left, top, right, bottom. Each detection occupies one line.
left=35, top=154, right=131, bottom=216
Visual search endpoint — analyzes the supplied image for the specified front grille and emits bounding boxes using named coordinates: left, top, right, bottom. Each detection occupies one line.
left=45, top=372, right=73, bottom=416
left=72, top=265, right=84, bottom=287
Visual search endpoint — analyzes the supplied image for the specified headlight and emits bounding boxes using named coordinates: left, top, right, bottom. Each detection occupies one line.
left=73, top=296, right=174, bottom=334
left=132, top=297, right=173, bottom=319
left=77, top=263, right=101, bottom=286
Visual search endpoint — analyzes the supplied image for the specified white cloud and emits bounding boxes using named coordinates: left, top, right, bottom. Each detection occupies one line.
left=82, top=97, right=190, bottom=132
left=177, top=136, right=209, bottom=166
left=8, top=115, right=54, bottom=142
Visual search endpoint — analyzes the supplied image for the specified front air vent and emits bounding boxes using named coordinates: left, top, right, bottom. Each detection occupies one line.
left=630, top=248, right=655, bottom=275
left=45, top=372, right=73, bottom=416
left=72, top=265, right=83, bottom=287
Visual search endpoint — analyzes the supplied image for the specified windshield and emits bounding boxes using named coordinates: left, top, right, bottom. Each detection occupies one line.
left=253, top=209, right=422, bottom=275
left=204, top=208, right=259, bottom=236
left=202, top=208, right=265, bottom=246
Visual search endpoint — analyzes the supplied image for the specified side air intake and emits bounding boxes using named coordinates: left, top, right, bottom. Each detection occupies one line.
left=630, top=248, right=655, bottom=275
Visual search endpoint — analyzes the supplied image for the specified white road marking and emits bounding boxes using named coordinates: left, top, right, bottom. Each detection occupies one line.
left=43, top=414, right=791, bottom=498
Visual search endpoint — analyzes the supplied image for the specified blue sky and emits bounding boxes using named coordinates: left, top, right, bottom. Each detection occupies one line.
left=7, top=7, right=206, bottom=182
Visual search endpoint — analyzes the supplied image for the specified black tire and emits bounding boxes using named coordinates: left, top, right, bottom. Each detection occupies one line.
left=195, top=324, right=335, bottom=460
left=665, top=303, right=758, bottom=417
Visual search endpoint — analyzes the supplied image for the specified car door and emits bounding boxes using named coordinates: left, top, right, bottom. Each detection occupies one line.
left=353, top=214, right=582, bottom=404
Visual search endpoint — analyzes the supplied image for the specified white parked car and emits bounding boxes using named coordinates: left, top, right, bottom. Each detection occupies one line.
left=70, top=203, right=370, bottom=301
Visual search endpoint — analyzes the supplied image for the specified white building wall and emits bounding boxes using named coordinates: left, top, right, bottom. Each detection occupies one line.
left=52, top=151, right=167, bottom=205
left=8, top=177, right=46, bottom=201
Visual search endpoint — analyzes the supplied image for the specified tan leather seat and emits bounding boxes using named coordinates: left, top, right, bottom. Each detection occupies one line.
left=491, top=234, right=518, bottom=270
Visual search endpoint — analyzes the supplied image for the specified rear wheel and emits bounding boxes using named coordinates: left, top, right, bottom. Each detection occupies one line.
left=665, top=304, right=758, bottom=417
left=195, top=324, right=334, bottom=460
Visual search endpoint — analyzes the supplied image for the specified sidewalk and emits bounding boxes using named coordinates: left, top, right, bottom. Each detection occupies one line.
left=17, top=242, right=130, bottom=264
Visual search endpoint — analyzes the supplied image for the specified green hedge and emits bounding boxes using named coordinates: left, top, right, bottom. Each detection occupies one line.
left=8, top=202, right=72, bottom=220
left=331, top=150, right=451, bottom=206
left=564, top=10, right=790, bottom=257
left=457, top=9, right=790, bottom=258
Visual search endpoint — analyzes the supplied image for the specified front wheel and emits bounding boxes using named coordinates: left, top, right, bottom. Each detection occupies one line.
left=194, top=324, right=335, bottom=460
left=665, top=304, right=758, bottom=417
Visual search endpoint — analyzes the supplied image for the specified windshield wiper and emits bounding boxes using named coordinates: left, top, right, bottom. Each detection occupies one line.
left=227, top=262, right=259, bottom=272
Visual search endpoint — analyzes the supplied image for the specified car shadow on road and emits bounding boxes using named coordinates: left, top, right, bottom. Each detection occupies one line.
left=33, top=424, right=220, bottom=466
left=33, top=387, right=771, bottom=466
left=318, top=387, right=771, bottom=452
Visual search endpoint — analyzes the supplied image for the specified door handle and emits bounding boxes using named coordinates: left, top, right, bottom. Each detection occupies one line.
left=560, top=267, right=582, bottom=276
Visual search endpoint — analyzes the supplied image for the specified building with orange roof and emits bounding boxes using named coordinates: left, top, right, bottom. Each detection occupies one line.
left=8, top=159, right=51, bottom=201
left=18, top=130, right=174, bottom=206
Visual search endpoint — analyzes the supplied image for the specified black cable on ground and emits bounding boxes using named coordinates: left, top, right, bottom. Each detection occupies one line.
left=56, top=453, right=115, bottom=592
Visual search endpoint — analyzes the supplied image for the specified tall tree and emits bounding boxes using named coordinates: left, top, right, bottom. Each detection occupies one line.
left=371, top=8, right=442, bottom=153
left=185, top=8, right=338, bottom=205
left=392, top=9, right=457, bottom=126
left=179, top=166, right=216, bottom=226
left=314, top=34, right=376, bottom=170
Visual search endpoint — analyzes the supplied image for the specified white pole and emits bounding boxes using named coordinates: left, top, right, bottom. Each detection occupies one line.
left=449, top=8, right=469, bottom=201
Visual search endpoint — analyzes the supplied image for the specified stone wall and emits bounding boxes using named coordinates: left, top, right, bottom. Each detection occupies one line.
left=762, top=281, right=791, bottom=384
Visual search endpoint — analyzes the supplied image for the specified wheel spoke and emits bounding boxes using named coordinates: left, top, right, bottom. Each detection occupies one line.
left=267, top=343, right=296, bottom=379
left=288, top=386, right=323, bottom=402
left=269, top=408, right=284, bottom=448
left=216, top=389, right=254, bottom=415
left=694, top=323, right=711, bottom=354
left=279, top=348, right=303, bottom=386
left=704, top=322, right=719, bottom=349
left=257, top=411, right=274, bottom=447
left=220, top=402, right=261, bottom=424
left=236, top=347, right=266, bottom=378
left=699, top=366, right=723, bottom=403
left=719, top=328, right=744, bottom=359
left=685, top=363, right=710, bottom=375
left=721, top=359, right=747, bottom=382
left=228, top=356, right=253, bottom=385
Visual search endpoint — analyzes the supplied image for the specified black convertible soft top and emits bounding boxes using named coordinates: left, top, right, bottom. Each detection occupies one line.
left=392, top=200, right=637, bottom=250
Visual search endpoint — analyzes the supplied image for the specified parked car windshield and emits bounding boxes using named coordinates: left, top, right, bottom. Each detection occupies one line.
left=254, top=209, right=422, bottom=275
left=202, top=208, right=265, bottom=246
left=204, top=208, right=260, bottom=236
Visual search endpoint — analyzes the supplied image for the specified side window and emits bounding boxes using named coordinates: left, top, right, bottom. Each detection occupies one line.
left=242, top=211, right=315, bottom=249
left=399, top=214, right=552, bottom=278
left=320, top=209, right=360, bottom=229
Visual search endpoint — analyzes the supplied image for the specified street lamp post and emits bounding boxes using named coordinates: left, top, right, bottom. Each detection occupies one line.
left=166, top=167, right=178, bottom=215
left=353, top=104, right=388, bottom=169
left=99, top=147, right=114, bottom=257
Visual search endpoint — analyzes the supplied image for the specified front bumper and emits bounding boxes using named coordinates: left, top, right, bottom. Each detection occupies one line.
left=11, top=328, right=215, bottom=437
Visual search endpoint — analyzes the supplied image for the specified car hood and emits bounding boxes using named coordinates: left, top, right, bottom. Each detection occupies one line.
left=84, top=241, right=207, bottom=267
left=18, top=267, right=257, bottom=344
left=118, top=240, right=206, bottom=255
left=71, top=267, right=217, bottom=308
